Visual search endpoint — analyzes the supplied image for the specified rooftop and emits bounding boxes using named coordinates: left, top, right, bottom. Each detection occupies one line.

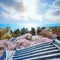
left=12, top=39, right=60, bottom=60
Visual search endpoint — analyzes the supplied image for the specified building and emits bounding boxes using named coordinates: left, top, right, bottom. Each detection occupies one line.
left=12, top=39, right=60, bottom=60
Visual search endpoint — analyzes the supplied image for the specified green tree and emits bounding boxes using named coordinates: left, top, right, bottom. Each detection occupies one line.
left=37, top=27, right=41, bottom=35
left=25, top=28, right=29, bottom=33
left=30, top=28, right=35, bottom=35
left=10, top=30, right=13, bottom=34
left=0, top=27, right=11, bottom=40
left=21, top=27, right=26, bottom=35
left=21, top=27, right=28, bottom=35
left=13, top=29, right=20, bottom=37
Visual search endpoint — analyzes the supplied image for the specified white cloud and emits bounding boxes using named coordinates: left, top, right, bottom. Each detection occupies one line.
left=45, top=0, right=60, bottom=22
left=0, top=0, right=43, bottom=22
left=45, top=9, right=60, bottom=22
left=52, top=0, right=60, bottom=9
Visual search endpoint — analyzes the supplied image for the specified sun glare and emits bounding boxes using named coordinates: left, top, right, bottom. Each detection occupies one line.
left=23, top=0, right=37, bottom=16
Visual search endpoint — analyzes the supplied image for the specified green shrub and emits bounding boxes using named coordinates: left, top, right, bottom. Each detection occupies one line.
left=1, top=34, right=12, bottom=40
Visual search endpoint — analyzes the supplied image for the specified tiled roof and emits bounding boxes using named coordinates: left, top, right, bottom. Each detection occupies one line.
left=12, top=39, right=60, bottom=60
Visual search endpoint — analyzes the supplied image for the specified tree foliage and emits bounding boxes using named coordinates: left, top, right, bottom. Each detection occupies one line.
left=11, top=29, right=21, bottom=37
left=30, top=28, right=35, bottom=35
left=37, top=27, right=41, bottom=35
left=0, top=27, right=11, bottom=40
left=1, top=34, right=12, bottom=40
left=21, top=27, right=29, bottom=35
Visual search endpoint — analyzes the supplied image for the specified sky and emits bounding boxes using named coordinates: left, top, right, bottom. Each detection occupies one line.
left=0, top=0, right=60, bottom=30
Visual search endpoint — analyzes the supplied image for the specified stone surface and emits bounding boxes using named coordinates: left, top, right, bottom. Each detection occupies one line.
left=0, top=33, right=53, bottom=57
